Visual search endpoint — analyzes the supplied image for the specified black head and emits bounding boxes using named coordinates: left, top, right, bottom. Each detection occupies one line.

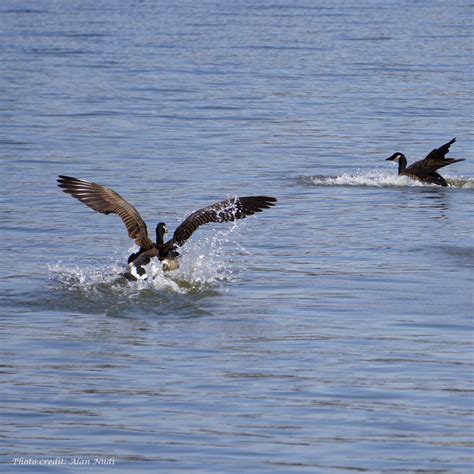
left=155, top=222, right=168, bottom=244
left=386, top=152, right=405, bottom=163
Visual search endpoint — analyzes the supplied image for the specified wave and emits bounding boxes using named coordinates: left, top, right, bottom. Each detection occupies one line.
left=299, top=171, right=474, bottom=189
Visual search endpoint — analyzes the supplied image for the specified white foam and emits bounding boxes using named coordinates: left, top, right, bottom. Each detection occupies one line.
left=448, top=177, right=474, bottom=189
left=307, top=171, right=473, bottom=188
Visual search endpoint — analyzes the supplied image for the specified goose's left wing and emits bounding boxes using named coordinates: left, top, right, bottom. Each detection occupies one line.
left=423, top=138, right=456, bottom=161
left=172, top=196, right=277, bottom=247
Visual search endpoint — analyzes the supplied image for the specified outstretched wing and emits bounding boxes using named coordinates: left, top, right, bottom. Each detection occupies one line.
left=405, top=138, right=464, bottom=176
left=423, top=138, right=456, bottom=161
left=57, top=175, right=154, bottom=249
left=172, top=196, right=277, bottom=247
left=405, top=158, right=465, bottom=177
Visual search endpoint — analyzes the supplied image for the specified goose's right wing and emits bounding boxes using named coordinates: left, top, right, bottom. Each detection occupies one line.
left=57, top=175, right=154, bottom=249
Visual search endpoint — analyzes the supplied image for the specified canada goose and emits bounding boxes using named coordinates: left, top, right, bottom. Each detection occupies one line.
left=386, top=138, right=464, bottom=186
left=57, top=176, right=277, bottom=280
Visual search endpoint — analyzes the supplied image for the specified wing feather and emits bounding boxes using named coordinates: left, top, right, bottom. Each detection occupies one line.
left=57, top=175, right=154, bottom=249
left=405, top=157, right=465, bottom=177
left=423, top=138, right=456, bottom=161
left=172, top=196, right=277, bottom=247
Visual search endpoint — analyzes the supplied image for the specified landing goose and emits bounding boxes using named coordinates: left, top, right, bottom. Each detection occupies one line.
left=57, top=176, right=277, bottom=279
left=386, top=138, right=464, bottom=186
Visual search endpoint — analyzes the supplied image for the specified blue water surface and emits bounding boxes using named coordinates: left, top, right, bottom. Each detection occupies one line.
left=1, top=1, right=473, bottom=472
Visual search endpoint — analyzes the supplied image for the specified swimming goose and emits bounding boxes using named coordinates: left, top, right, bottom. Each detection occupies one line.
left=386, top=138, right=464, bottom=186
left=57, top=176, right=277, bottom=279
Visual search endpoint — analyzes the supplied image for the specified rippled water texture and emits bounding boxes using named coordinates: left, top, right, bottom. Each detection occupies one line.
left=1, top=1, right=473, bottom=473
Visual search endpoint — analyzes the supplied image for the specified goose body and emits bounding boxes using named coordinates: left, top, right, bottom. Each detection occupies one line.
left=386, top=138, right=464, bottom=186
left=57, top=176, right=277, bottom=280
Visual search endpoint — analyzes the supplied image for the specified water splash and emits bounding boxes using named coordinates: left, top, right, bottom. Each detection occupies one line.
left=49, top=220, right=245, bottom=294
left=48, top=260, right=125, bottom=291
left=177, top=220, right=243, bottom=284
left=447, top=177, right=474, bottom=189
left=301, top=171, right=474, bottom=188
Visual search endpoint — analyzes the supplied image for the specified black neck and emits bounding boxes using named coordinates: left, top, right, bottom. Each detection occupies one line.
left=397, top=155, right=407, bottom=174
left=156, top=228, right=166, bottom=245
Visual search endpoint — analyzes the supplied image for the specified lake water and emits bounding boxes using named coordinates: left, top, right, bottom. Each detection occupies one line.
left=1, top=1, right=473, bottom=472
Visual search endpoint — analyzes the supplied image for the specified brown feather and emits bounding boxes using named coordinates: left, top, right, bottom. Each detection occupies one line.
left=172, top=196, right=277, bottom=246
left=405, top=157, right=465, bottom=177
left=57, top=176, right=154, bottom=249
left=423, top=138, right=456, bottom=161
